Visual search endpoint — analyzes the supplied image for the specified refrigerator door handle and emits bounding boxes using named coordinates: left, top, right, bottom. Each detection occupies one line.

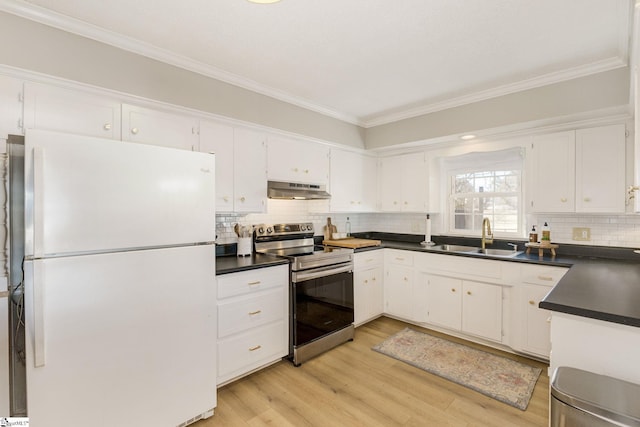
left=33, top=146, right=44, bottom=258
left=32, top=262, right=46, bottom=367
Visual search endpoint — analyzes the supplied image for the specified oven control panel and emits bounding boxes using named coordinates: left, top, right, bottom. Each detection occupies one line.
left=254, top=222, right=315, bottom=237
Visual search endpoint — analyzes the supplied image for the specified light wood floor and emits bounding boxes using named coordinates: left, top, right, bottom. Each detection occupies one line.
left=197, top=317, right=549, bottom=426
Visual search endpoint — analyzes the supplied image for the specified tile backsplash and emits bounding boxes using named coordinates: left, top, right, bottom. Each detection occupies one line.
left=216, top=200, right=640, bottom=249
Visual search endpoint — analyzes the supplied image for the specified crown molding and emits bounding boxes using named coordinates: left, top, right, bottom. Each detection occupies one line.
left=362, top=57, right=628, bottom=128
left=0, top=0, right=364, bottom=126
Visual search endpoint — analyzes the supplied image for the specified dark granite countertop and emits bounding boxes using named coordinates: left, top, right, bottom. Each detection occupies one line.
left=216, top=233, right=640, bottom=327
left=216, top=253, right=289, bottom=275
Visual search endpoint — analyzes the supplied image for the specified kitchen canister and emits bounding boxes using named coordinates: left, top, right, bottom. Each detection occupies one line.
left=237, top=237, right=252, bottom=256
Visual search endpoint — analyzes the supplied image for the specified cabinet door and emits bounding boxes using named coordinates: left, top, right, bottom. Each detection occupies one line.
left=354, top=266, right=383, bottom=326
left=462, top=280, right=502, bottom=342
left=575, top=124, right=626, bottom=213
left=122, top=104, right=198, bottom=150
left=234, top=128, right=267, bottom=212
left=329, top=149, right=377, bottom=212
left=23, top=82, right=121, bottom=139
left=379, top=152, right=427, bottom=212
left=0, top=75, right=24, bottom=137
left=529, top=131, right=575, bottom=212
left=413, top=271, right=430, bottom=323
left=521, top=284, right=552, bottom=357
left=384, top=265, right=413, bottom=319
left=199, top=121, right=234, bottom=212
left=267, top=136, right=329, bottom=184
left=426, top=274, right=461, bottom=330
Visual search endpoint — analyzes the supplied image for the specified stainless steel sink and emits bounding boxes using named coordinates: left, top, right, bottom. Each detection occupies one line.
left=431, top=244, right=479, bottom=252
left=429, top=244, right=522, bottom=258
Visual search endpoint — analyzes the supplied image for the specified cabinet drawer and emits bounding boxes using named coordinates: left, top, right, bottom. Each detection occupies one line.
left=521, top=265, right=568, bottom=286
left=218, top=321, right=287, bottom=380
left=218, top=288, right=286, bottom=338
left=386, top=249, right=414, bottom=266
left=421, top=253, right=502, bottom=279
left=217, top=264, right=288, bottom=299
left=354, top=250, right=384, bottom=270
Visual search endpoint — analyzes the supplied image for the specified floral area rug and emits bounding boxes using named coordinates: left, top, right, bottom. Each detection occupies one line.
left=372, top=328, right=541, bottom=410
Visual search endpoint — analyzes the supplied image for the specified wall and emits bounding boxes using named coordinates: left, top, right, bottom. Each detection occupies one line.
left=365, top=67, right=630, bottom=149
left=0, top=12, right=365, bottom=149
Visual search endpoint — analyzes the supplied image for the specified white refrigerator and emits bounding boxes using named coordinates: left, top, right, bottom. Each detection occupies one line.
left=13, top=129, right=217, bottom=426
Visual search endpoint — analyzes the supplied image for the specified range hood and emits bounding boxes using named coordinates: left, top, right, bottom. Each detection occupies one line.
left=267, top=181, right=331, bottom=200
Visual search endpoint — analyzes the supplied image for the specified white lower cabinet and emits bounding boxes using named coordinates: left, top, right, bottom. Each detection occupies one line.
left=384, top=250, right=414, bottom=319
left=513, top=264, right=567, bottom=359
left=354, top=251, right=384, bottom=326
left=216, top=264, right=289, bottom=385
left=423, top=274, right=502, bottom=342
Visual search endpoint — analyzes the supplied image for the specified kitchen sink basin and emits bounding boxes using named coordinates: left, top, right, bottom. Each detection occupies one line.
left=431, top=244, right=479, bottom=252
left=429, top=244, right=522, bottom=258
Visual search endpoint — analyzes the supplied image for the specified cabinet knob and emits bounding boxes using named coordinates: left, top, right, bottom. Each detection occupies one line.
left=403, top=277, right=408, bottom=281
left=103, top=123, right=111, bottom=131
left=467, top=291, right=472, bottom=295
left=240, top=196, right=246, bottom=202
left=451, top=288, right=456, bottom=292
left=560, top=197, right=567, bottom=202
left=293, top=168, right=299, bottom=172
left=372, top=277, right=376, bottom=281
left=223, top=196, right=229, bottom=202
left=393, top=201, right=398, bottom=205
left=404, top=201, right=408, bottom=205
left=304, top=169, right=309, bottom=174
left=584, top=197, right=591, bottom=202
left=131, top=127, right=139, bottom=135
left=529, top=300, right=536, bottom=305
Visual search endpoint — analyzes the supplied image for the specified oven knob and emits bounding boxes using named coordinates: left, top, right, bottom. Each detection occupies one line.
left=300, top=225, right=306, bottom=231
left=267, top=227, right=273, bottom=233
left=258, top=227, right=264, bottom=234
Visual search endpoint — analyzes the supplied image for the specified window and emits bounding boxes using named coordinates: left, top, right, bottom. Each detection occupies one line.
left=443, top=148, right=524, bottom=237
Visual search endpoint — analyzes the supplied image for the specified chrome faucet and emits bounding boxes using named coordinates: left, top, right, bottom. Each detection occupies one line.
left=481, top=217, right=493, bottom=249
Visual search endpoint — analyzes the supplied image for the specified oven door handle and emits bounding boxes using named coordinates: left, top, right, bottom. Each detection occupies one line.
left=292, top=263, right=353, bottom=283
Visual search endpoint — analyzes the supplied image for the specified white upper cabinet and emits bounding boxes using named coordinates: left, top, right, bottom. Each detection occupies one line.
left=328, top=148, right=377, bottom=212
left=233, top=128, right=267, bottom=212
left=200, top=122, right=267, bottom=213
left=199, top=121, right=235, bottom=212
left=23, top=82, right=121, bottom=139
left=267, top=136, right=330, bottom=184
left=378, top=152, right=428, bottom=212
left=121, top=103, right=198, bottom=151
left=575, top=124, right=626, bottom=213
left=0, top=75, right=24, bottom=138
left=529, top=130, right=575, bottom=213
left=529, top=124, right=626, bottom=213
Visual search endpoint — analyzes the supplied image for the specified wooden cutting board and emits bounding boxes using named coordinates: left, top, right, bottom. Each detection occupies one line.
left=323, top=238, right=381, bottom=249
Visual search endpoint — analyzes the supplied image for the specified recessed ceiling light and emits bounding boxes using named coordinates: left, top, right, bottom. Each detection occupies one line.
left=247, top=0, right=282, bottom=3
left=460, top=134, right=476, bottom=140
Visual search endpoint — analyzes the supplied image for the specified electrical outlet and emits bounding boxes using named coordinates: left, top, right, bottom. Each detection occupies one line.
left=572, top=227, right=591, bottom=241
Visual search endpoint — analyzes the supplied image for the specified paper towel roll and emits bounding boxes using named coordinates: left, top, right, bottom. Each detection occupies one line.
left=424, top=215, right=432, bottom=243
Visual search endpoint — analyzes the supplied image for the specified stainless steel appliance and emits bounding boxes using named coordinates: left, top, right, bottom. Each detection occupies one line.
left=254, top=222, right=354, bottom=366
left=551, top=367, right=640, bottom=427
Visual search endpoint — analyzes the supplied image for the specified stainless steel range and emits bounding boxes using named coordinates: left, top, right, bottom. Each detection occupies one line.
left=254, top=222, right=354, bottom=366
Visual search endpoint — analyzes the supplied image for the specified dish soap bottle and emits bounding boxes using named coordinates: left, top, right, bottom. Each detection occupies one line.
left=541, top=222, right=551, bottom=243
left=529, top=225, right=538, bottom=243
left=345, top=217, right=351, bottom=237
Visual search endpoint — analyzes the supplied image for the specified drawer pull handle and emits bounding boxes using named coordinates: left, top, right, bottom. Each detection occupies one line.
left=248, top=345, right=262, bottom=352
left=248, top=310, right=262, bottom=316
left=529, top=300, right=536, bottom=305
left=248, top=281, right=261, bottom=286
left=538, top=275, right=553, bottom=281
left=395, top=257, right=404, bottom=261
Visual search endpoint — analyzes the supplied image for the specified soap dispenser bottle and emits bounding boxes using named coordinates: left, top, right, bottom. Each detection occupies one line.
left=345, top=217, right=351, bottom=237
left=541, top=222, right=551, bottom=243
left=529, top=225, right=538, bottom=243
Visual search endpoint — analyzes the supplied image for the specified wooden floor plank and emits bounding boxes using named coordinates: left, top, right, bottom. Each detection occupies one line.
left=197, top=317, right=548, bottom=427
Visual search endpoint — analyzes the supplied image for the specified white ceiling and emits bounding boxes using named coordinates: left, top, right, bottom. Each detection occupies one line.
left=2, top=0, right=632, bottom=127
